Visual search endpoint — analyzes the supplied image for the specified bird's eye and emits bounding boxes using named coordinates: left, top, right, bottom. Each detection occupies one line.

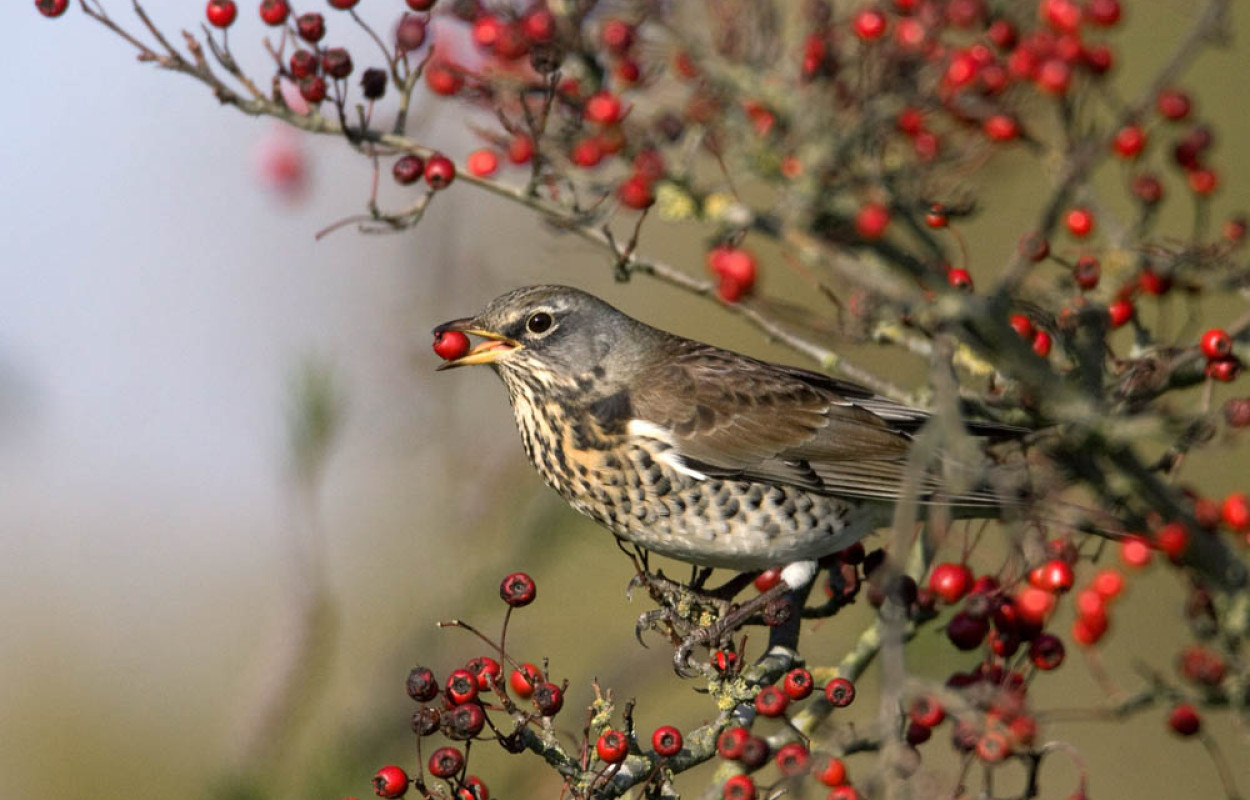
left=526, top=311, right=554, bottom=334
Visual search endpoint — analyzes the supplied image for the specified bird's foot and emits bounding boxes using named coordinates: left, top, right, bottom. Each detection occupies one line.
left=671, top=582, right=796, bottom=675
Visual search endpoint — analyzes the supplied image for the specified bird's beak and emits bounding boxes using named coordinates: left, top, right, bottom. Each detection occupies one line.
left=432, top=317, right=523, bottom=370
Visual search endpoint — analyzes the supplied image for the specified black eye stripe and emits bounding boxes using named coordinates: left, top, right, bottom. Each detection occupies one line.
left=527, top=312, right=554, bottom=333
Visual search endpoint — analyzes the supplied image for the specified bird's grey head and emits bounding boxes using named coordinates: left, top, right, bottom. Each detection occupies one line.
left=433, top=285, right=658, bottom=389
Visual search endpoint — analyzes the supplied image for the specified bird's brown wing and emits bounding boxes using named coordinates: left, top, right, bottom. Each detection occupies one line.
left=629, top=343, right=1000, bottom=503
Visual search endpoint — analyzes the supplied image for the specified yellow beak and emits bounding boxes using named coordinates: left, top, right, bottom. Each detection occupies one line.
left=433, top=318, right=522, bottom=370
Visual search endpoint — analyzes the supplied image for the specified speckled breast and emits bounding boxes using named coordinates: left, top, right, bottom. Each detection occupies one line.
left=502, top=378, right=880, bottom=569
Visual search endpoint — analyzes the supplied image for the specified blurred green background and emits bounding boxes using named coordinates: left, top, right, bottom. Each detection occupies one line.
left=4, top=2, right=1249, bottom=799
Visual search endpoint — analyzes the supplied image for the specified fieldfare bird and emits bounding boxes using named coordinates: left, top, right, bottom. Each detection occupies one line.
left=434, top=285, right=1022, bottom=590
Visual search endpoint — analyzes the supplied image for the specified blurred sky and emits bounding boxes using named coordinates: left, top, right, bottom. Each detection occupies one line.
left=4, top=3, right=1250, bottom=800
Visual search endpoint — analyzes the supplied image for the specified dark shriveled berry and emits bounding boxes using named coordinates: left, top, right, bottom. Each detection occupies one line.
left=738, top=735, right=770, bottom=769
left=360, top=68, right=387, bottom=100
left=406, top=666, right=439, bottom=702
left=444, top=703, right=486, bottom=739
left=393, top=155, right=425, bottom=186
left=322, top=48, right=353, bottom=79
left=533, top=682, right=564, bottom=716
left=411, top=706, right=441, bottom=736
left=396, top=14, right=428, bottom=52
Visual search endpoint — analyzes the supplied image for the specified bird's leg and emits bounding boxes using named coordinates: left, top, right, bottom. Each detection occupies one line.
left=670, top=561, right=819, bottom=674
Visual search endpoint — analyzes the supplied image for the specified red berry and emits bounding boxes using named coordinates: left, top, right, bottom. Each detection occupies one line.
left=372, top=765, right=409, bottom=799
left=1037, top=58, right=1072, bottom=93
left=1130, top=173, right=1164, bottom=205
left=910, top=695, right=945, bottom=727
left=1009, top=314, right=1035, bottom=340
left=1074, top=256, right=1101, bottom=290
left=1030, top=559, right=1074, bottom=593
left=601, top=19, right=636, bottom=53
left=259, top=0, right=290, bottom=26
left=1092, top=568, right=1125, bottom=600
left=407, top=0, right=437, bottom=8
left=827, top=785, right=861, bottom=800
left=983, top=114, right=1018, bottom=141
left=459, top=776, right=488, bottom=800
left=1120, top=536, right=1153, bottom=568
left=1072, top=612, right=1108, bottom=645
left=1112, top=124, right=1147, bottom=158
left=617, top=174, right=654, bottom=210
left=716, top=726, right=749, bottom=760
left=855, top=202, right=891, bottom=240
left=1168, top=704, right=1201, bottom=736
left=428, top=746, right=464, bottom=779
left=1065, top=208, right=1095, bottom=237
left=897, top=107, right=925, bottom=135
left=425, top=62, right=464, bottom=95
left=1040, top=0, right=1082, bottom=32
left=505, top=135, right=535, bottom=165
left=328, top=0, right=358, bottom=8
left=707, top=246, right=758, bottom=292
left=35, top=0, right=70, bottom=17
left=432, top=329, right=469, bottom=361
left=947, top=267, right=974, bottom=291
left=470, top=14, right=503, bottom=50
left=853, top=9, right=888, bottom=41
left=1222, top=492, right=1250, bottom=531
left=1016, top=586, right=1056, bottom=624
left=1200, top=329, right=1233, bottom=360
left=823, top=677, right=856, bottom=707
left=1206, top=357, right=1240, bottom=382
left=533, top=682, right=564, bottom=716
left=774, top=742, right=809, bottom=777
left=652, top=726, right=683, bottom=757
left=711, top=649, right=739, bottom=673
left=290, top=50, right=318, bottom=79
left=811, top=754, right=848, bottom=786
left=299, top=76, right=328, bottom=103
left=296, top=12, right=326, bottom=43
left=509, top=663, right=542, bottom=698
left=467, top=149, right=499, bottom=178
left=570, top=138, right=603, bottom=168
left=424, top=154, right=456, bottom=189
left=754, top=685, right=790, bottom=717
left=206, top=0, right=237, bottom=28
left=446, top=668, right=479, bottom=705
left=1108, top=299, right=1134, bottom=329
left=1087, top=0, right=1122, bottom=26
left=584, top=91, right=624, bottom=125
left=1188, top=168, right=1219, bottom=196
left=521, top=7, right=556, bottom=42
left=1155, top=522, right=1189, bottom=560
left=783, top=667, right=814, bottom=700
left=396, top=15, right=428, bottom=51
left=596, top=730, right=628, bottom=763
left=929, top=562, right=973, bottom=603
left=499, top=571, right=536, bottom=607
left=1157, top=88, right=1192, bottom=121
left=465, top=655, right=501, bottom=691
left=1028, top=329, right=1051, bottom=359
left=393, top=155, right=425, bottom=186
left=925, top=204, right=948, bottom=228
left=722, top=774, right=756, bottom=800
